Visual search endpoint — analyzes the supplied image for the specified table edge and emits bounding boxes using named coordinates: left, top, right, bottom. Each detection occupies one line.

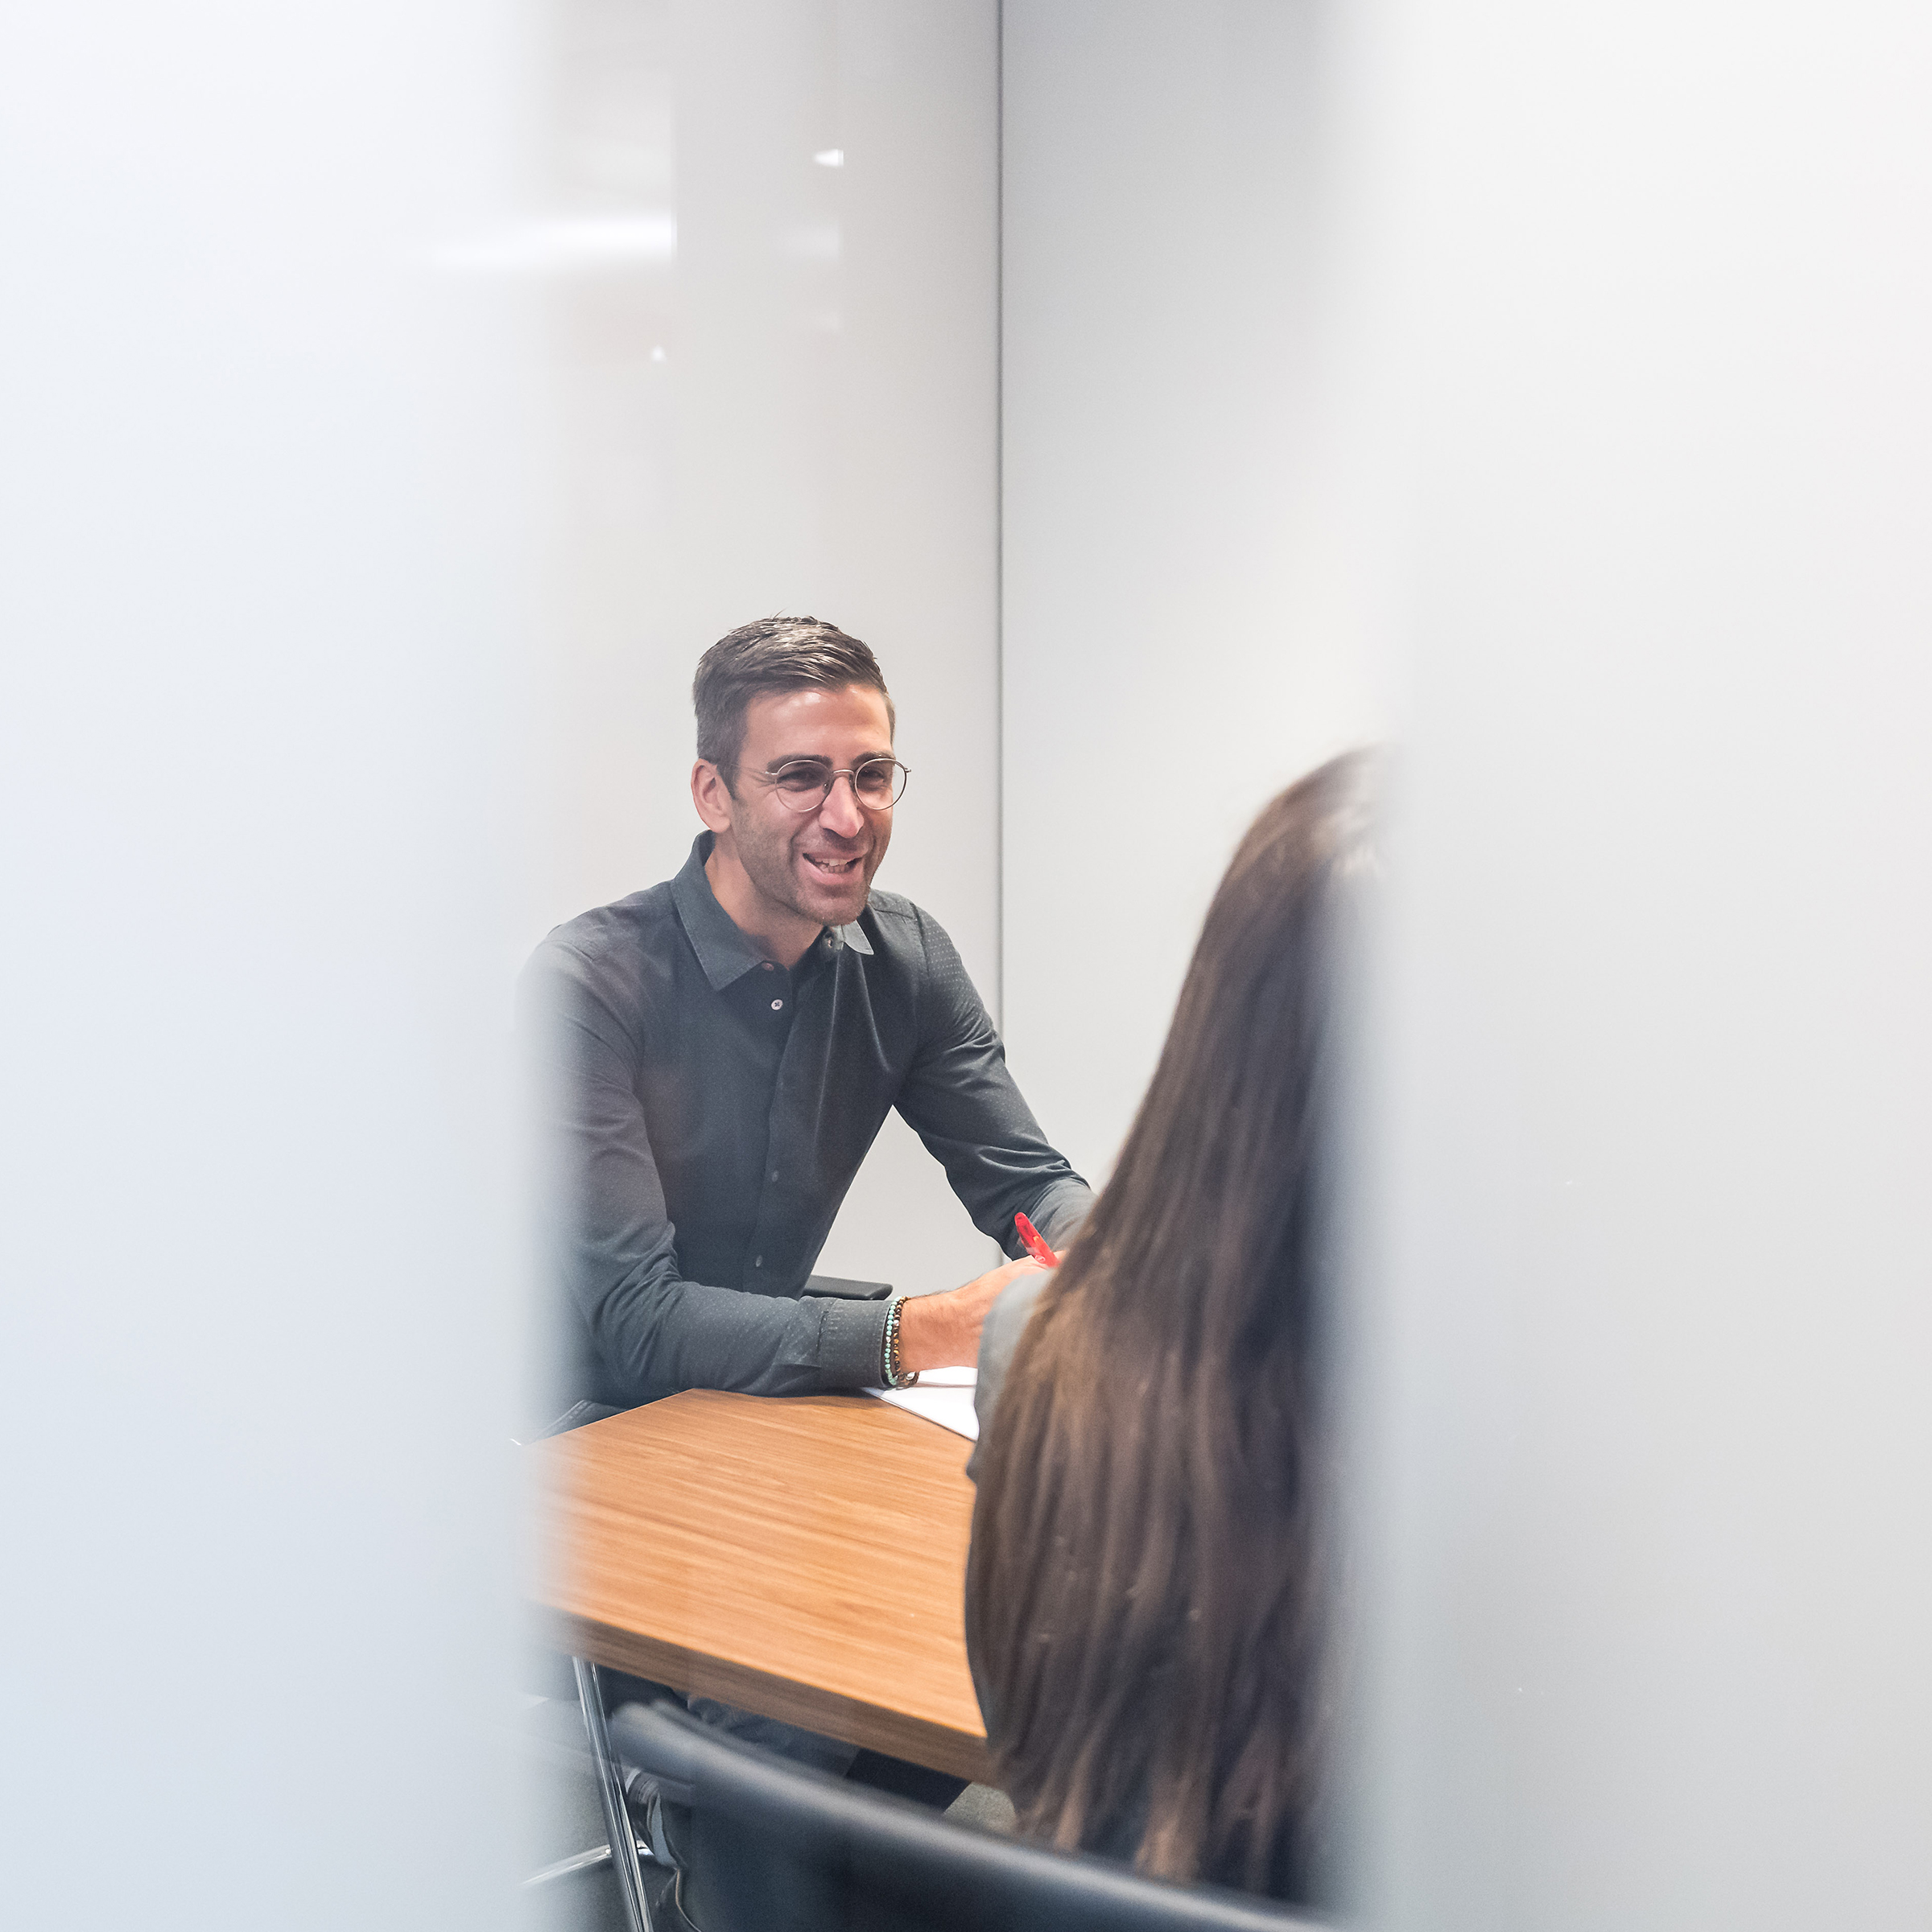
left=548, top=1608, right=995, bottom=1786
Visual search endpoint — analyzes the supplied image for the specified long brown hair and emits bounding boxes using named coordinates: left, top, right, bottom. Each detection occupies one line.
left=966, top=750, right=1377, bottom=1901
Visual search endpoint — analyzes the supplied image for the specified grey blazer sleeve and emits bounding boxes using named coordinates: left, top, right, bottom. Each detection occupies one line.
left=966, top=1268, right=1052, bottom=1484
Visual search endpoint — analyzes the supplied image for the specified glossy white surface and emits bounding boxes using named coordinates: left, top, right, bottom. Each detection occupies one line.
left=525, top=0, right=1002, bottom=1292
left=1001, top=0, right=1387, bottom=1189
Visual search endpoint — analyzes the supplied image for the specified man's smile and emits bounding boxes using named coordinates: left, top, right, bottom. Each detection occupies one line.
left=801, top=849, right=865, bottom=877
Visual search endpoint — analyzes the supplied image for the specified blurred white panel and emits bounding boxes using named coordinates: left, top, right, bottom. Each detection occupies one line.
left=0, top=2, right=533, bottom=1927
left=1002, top=0, right=1386, bottom=1187
left=527, top=0, right=1004, bottom=1294
left=1356, top=3, right=1932, bottom=1926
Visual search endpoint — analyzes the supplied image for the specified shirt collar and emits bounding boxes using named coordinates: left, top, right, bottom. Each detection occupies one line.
left=671, top=833, right=767, bottom=990
left=671, top=832, right=873, bottom=989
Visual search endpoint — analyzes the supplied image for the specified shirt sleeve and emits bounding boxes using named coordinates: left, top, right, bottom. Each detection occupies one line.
left=522, top=941, right=891, bottom=1406
left=892, top=910, right=1095, bottom=1260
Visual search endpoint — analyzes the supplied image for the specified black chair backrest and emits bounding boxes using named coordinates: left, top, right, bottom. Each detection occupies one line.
left=608, top=1699, right=1328, bottom=1932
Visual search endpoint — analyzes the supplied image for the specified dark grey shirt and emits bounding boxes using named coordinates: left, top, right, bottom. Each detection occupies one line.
left=524, top=832, right=1091, bottom=1410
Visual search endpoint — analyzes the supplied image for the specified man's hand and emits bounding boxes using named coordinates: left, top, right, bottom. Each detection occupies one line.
left=895, top=1254, right=1045, bottom=1374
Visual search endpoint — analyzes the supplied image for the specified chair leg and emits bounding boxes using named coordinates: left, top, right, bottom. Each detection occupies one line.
left=523, top=1842, right=614, bottom=1888
left=573, top=1657, right=657, bottom=1932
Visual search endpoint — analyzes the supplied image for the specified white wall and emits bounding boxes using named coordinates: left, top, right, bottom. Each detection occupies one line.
left=0, top=3, right=531, bottom=1925
left=1001, top=0, right=1387, bottom=1188
left=1354, top=4, right=1932, bottom=1926
left=528, top=0, right=1003, bottom=1294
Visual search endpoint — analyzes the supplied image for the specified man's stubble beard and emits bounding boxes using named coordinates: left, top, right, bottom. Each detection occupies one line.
left=729, top=797, right=877, bottom=927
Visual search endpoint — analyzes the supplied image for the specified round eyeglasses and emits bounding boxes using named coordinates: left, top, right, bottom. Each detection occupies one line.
left=760, top=758, right=910, bottom=812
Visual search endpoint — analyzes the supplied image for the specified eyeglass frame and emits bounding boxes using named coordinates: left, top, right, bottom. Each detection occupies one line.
left=747, top=756, right=911, bottom=813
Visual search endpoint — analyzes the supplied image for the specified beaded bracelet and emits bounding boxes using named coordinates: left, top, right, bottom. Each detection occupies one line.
left=880, top=1294, right=920, bottom=1389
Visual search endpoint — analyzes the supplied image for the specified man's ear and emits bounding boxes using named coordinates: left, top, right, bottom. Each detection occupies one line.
left=691, top=759, right=736, bottom=834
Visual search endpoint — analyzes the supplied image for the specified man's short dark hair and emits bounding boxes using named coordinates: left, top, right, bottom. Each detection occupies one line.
left=693, top=616, right=894, bottom=788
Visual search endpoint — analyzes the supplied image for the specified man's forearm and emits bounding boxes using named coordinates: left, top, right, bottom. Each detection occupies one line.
left=894, top=1253, right=1047, bottom=1375
left=584, top=1269, right=893, bottom=1403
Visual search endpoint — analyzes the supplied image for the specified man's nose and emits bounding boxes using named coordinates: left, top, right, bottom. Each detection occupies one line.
left=819, top=774, right=866, bottom=836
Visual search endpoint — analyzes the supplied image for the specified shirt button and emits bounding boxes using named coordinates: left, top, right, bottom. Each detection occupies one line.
left=762, top=962, right=775, bottom=972
left=771, top=998, right=783, bottom=1010
left=770, top=1170, right=779, bottom=1182
left=754, top=1255, right=762, bottom=1267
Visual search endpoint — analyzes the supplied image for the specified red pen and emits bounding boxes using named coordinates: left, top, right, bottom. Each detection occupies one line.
left=1013, top=1212, right=1059, bottom=1269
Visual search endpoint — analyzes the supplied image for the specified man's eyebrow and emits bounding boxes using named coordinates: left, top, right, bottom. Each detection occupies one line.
left=762, top=750, right=894, bottom=770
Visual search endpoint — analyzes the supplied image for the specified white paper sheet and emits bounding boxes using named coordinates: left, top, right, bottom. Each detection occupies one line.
left=864, top=1365, right=979, bottom=1440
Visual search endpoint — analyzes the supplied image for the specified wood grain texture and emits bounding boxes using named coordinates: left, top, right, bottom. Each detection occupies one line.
left=530, top=1390, right=993, bottom=1784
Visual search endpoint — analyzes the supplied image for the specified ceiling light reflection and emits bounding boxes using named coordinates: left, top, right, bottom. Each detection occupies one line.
left=431, top=213, right=675, bottom=274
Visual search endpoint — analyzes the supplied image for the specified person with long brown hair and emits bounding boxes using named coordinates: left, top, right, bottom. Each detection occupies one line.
left=964, top=749, right=1377, bottom=1906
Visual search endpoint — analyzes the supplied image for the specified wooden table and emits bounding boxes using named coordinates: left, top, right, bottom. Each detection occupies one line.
left=530, top=1390, right=992, bottom=1784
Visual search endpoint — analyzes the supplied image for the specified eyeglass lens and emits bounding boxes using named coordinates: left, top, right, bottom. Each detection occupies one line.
left=771, top=760, right=906, bottom=809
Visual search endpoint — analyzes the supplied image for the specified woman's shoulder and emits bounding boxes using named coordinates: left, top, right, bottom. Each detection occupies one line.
left=984, top=1266, right=1052, bottom=1373
left=968, top=1268, right=1054, bottom=1483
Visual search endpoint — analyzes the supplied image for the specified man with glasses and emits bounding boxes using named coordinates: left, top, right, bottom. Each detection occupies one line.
left=526, top=616, right=1092, bottom=1420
